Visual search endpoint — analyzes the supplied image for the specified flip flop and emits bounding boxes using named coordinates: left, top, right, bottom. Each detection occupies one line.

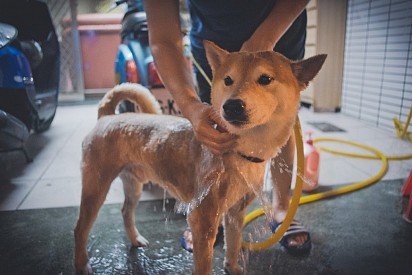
left=180, top=227, right=193, bottom=252
left=180, top=226, right=224, bottom=253
left=270, top=219, right=312, bottom=255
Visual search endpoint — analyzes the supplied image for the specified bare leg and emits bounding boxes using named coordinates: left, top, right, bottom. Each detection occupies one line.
left=120, top=170, right=149, bottom=247
left=188, top=206, right=221, bottom=275
left=271, top=133, right=308, bottom=247
left=74, top=169, right=113, bottom=274
left=223, top=193, right=255, bottom=275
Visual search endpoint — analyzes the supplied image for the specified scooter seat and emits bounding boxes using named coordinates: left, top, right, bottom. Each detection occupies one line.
left=121, top=11, right=147, bottom=39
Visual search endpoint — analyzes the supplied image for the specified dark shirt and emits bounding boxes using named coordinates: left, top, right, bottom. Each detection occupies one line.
left=186, top=0, right=307, bottom=103
left=187, top=0, right=306, bottom=60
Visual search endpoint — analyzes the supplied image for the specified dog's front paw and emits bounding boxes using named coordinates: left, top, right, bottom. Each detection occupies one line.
left=131, top=235, right=149, bottom=247
left=224, top=264, right=244, bottom=275
left=76, top=262, right=93, bottom=275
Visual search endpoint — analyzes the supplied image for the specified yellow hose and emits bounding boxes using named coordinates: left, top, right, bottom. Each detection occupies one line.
left=242, top=117, right=305, bottom=251
left=316, top=138, right=412, bottom=161
left=242, top=136, right=412, bottom=251
left=299, top=138, right=388, bottom=205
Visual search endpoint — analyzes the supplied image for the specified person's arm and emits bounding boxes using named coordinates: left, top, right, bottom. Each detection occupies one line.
left=241, top=0, right=309, bottom=52
left=144, top=0, right=236, bottom=155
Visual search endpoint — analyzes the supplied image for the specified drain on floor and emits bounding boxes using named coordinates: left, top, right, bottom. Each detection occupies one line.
left=307, top=122, right=346, bottom=132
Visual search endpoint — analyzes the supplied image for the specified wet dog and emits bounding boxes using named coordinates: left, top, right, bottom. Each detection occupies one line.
left=74, top=41, right=326, bottom=274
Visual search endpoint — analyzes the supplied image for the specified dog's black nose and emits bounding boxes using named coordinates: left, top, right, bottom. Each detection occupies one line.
left=223, top=99, right=248, bottom=125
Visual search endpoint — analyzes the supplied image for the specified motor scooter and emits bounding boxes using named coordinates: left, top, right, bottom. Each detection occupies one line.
left=0, top=0, right=60, bottom=162
left=113, top=0, right=191, bottom=114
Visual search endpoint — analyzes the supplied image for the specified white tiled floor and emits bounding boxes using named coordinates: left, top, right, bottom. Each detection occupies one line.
left=0, top=104, right=411, bottom=211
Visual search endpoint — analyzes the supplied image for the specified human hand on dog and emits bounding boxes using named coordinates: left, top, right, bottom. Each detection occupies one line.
left=240, top=0, right=310, bottom=53
left=240, top=39, right=273, bottom=52
left=186, top=102, right=237, bottom=155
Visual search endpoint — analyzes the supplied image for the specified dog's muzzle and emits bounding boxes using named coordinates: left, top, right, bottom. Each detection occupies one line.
left=223, top=99, right=248, bottom=125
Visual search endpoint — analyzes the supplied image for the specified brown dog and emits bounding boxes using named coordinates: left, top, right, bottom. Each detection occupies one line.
left=74, top=41, right=326, bottom=274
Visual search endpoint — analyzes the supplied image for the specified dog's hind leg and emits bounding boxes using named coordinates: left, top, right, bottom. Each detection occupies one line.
left=74, top=164, right=116, bottom=275
left=119, top=168, right=149, bottom=247
left=223, top=193, right=255, bottom=275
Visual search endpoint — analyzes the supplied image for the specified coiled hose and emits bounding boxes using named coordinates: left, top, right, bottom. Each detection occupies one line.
left=242, top=129, right=412, bottom=251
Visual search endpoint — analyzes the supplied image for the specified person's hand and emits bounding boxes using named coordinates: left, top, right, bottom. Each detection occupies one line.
left=185, top=102, right=237, bottom=155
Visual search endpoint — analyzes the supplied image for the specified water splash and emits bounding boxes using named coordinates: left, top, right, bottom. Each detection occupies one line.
left=239, top=244, right=250, bottom=273
left=270, top=155, right=314, bottom=188
left=174, top=157, right=225, bottom=215
left=89, top=241, right=226, bottom=274
left=162, top=189, right=167, bottom=212
left=236, top=166, right=274, bottom=224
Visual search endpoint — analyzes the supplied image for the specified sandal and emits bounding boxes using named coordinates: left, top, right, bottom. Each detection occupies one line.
left=270, top=219, right=312, bottom=255
left=180, top=227, right=193, bottom=252
left=180, top=225, right=224, bottom=252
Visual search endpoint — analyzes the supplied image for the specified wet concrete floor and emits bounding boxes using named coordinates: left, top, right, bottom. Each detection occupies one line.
left=0, top=179, right=411, bottom=274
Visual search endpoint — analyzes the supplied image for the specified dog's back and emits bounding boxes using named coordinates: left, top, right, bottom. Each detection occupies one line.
left=82, top=82, right=198, bottom=199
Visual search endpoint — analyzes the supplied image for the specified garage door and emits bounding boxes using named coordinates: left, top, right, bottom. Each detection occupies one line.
left=341, top=0, right=412, bottom=129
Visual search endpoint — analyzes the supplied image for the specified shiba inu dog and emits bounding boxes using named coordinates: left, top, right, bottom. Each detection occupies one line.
left=74, top=41, right=326, bottom=274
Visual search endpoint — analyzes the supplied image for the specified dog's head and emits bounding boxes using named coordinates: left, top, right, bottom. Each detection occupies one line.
left=204, top=41, right=326, bottom=135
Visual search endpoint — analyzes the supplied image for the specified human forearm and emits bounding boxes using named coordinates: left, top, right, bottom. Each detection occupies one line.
left=150, top=41, right=202, bottom=116
left=145, top=0, right=236, bottom=154
left=145, top=0, right=201, bottom=118
left=242, top=0, right=309, bottom=52
left=149, top=40, right=236, bottom=154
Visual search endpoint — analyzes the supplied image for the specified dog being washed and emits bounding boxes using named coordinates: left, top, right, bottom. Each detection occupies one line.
left=74, top=41, right=326, bottom=274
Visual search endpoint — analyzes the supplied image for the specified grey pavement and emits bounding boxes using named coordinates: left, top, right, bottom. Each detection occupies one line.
left=0, top=101, right=411, bottom=274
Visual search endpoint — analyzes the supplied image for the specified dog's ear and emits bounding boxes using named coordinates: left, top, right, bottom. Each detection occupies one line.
left=203, top=40, right=229, bottom=73
left=290, top=54, right=327, bottom=90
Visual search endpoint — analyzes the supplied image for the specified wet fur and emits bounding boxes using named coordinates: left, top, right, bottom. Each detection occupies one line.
left=74, top=44, right=326, bottom=274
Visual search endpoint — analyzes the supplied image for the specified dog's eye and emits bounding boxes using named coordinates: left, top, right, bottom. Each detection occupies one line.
left=224, top=76, right=234, bottom=86
left=257, top=74, right=273, bottom=86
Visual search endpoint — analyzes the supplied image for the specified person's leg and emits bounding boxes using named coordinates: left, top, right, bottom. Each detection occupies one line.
left=270, top=133, right=310, bottom=249
left=269, top=9, right=311, bottom=253
left=271, top=135, right=295, bottom=222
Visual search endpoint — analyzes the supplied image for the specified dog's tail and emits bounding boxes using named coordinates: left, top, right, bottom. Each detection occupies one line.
left=98, top=83, right=162, bottom=119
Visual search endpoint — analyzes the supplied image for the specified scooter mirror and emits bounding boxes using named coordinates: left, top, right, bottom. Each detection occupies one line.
left=0, top=23, right=17, bottom=49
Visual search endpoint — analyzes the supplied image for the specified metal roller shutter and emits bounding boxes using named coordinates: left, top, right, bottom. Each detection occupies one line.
left=342, top=0, right=412, bottom=129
